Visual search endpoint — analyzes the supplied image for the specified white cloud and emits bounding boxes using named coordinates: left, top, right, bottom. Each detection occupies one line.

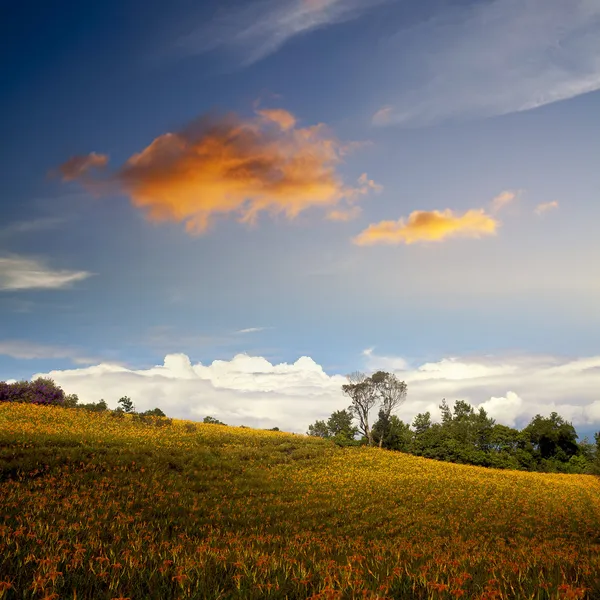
left=236, top=327, right=266, bottom=334
left=478, top=391, right=524, bottom=428
left=176, top=0, right=391, bottom=65
left=32, top=353, right=349, bottom=431
left=0, top=255, right=93, bottom=291
left=30, top=349, right=600, bottom=433
left=378, top=0, right=600, bottom=126
left=362, top=347, right=409, bottom=371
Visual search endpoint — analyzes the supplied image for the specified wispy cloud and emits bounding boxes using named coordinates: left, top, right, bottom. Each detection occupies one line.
left=326, top=205, right=362, bottom=222
left=0, top=216, right=67, bottom=237
left=176, top=0, right=391, bottom=65
left=376, top=0, right=600, bottom=126
left=236, top=327, right=266, bottom=334
left=58, top=152, right=108, bottom=181
left=0, top=255, right=93, bottom=291
left=0, top=339, right=99, bottom=364
left=354, top=208, right=498, bottom=246
left=58, top=108, right=378, bottom=235
left=535, top=200, right=559, bottom=215
left=490, top=190, right=519, bottom=214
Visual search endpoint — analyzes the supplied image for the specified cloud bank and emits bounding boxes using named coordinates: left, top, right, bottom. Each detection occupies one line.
left=59, top=109, right=378, bottom=235
left=31, top=349, right=600, bottom=434
left=377, top=0, right=600, bottom=126
left=176, top=0, right=391, bottom=65
left=0, top=255, right=93, bottom=291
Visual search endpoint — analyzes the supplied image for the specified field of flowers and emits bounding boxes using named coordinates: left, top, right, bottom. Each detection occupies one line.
left=1, top=403, right=600, bottom=600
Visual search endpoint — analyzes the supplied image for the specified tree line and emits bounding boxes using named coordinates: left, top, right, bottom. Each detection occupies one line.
left=307, top=370, right=600, bottom=475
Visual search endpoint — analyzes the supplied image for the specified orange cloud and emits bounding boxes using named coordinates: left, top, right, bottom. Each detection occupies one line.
left=59, top=152, right=108, bottom=181
left=256, top=108, right=297, bottom=131
left=59, top=110, right=377, bottom=234
left=490, top=190, right=518, bottom=213
left=535, top=200, right=559, bottom=215
left=354, top=209, right=498, bottom=246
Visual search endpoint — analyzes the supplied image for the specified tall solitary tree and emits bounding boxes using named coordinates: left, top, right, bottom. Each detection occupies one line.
left=370, top=371, right=408, bottom=448
left=342, top=371, right=378, bottom=446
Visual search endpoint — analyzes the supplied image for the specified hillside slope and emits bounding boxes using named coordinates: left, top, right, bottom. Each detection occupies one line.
left=1, top=403, right=599, bottom=599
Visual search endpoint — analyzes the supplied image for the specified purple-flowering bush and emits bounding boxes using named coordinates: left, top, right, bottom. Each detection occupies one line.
left=0, top=380, right=30, bottom=403
left=0, top=378, right=65, bottom=406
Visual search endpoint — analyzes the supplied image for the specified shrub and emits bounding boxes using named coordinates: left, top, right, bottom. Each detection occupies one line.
left=204, top=416, right=226, bottom=425
left=78, top=399, right=109, bottom=412
left=140, top=407, right=166, bottom=417
left=0, top=378, right=65, bottom=406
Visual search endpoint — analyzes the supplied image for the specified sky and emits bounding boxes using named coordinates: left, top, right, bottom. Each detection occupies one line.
left=1, top=0, right=599, bottom=437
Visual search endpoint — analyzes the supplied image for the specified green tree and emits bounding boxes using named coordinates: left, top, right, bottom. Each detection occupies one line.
left=373, top=413, right=411, bottom=451
left=307, top=420, right=330, bottom=438
left=63, top=393, right=79, bottom=408
left=327, top=409, right=357, bottom=441
left=203, top=416, right=226, bottom=425
left=523, top=412, right=578, bottom=462
left=118, top=396, right=135, bottom=413
left=141, top=407, right=166, bottom=417
left=412, top=412, right=432, bottom=436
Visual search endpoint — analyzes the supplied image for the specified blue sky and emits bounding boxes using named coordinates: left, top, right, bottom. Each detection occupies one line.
left=1, top=0, right=600, bottom=436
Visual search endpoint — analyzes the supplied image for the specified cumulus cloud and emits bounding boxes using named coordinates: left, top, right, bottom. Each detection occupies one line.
left=59, top=109, right=378, bottom=235
left=30, top=349, right=600, bottom=433
left=377, top=0, right=600, bottom=126
left=0, top=255, right=93, bottom=291
left=354, top=208, right=498, bottom=245
left=32, top=353, right=349, bottom=432
left=176, top=0, right=392, bottom=65
left=535, top=200, right=559, bottom=215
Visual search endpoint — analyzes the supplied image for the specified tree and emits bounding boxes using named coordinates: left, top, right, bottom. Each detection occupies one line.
left=373, top=413, right=411, bottom=451
left=203, top=416, right=226, bottom=425
left=412, top=412, right=432, bottom=436
left=118, top=396, right=135, bottom=413
left=141, top=407, right=166, bottom=417
left=307, top=420, right=330, bottom=438
left=76, top=399, right=108, bottom=412
left=370, top=371, right=407, bottom=448
left=342, top=371, right=378, bottom=446
left=523, top=412, right=578, bottom=462
left=327, top=409, right=357, bottom=441
left=63, top=393, right=79, bottom=408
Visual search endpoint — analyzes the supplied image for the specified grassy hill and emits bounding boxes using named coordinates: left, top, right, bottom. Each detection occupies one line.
left=1, top=403, right=599, bottom=600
